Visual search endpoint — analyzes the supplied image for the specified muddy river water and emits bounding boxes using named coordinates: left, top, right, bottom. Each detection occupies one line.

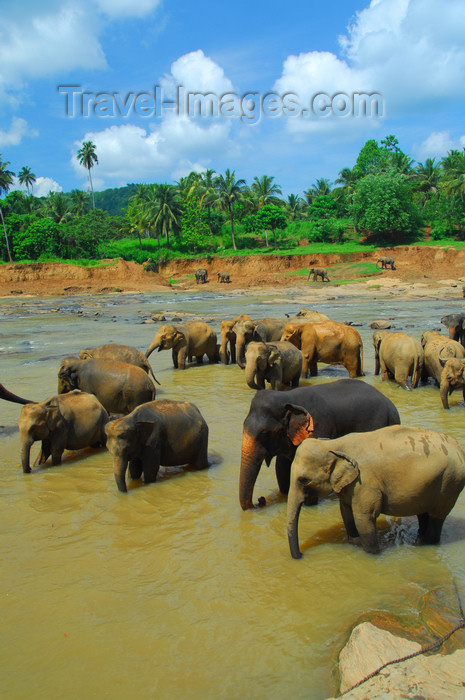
left=1, top=289, right=465, bottom=699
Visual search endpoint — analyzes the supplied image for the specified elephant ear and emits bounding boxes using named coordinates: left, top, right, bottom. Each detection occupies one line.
left=439, top=344, right=458, bottom=366
left=328, top=450, right=360, bottom=493
left=267, top=345, right=281, bottom=367
left=44, top=399, right=61, bottom=431
left=284, top=403, right=315, bottom=446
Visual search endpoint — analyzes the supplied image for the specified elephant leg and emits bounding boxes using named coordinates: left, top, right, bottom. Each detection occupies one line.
left=275, top=455, right=292, bottom=494
left=36, top=439, right=52, bottom=466
left=230, top=345, right=236, bottom=364
left=291, top=374, right=300, bottom=388
left=416, top=513, right=429, bottom=544
left=340, top=500, right=359, bottom=540
left=129, top=459, right=143, bottom=480
left=177, top=348, right=188, bottom=370
left=353, top=512, right=380, bottom=553
left=142, top=449, right=160, bottom=484
left=309, top=360, right=318, bottom=376
left=51, top=436, right=66, bottom=466
left=192, top=431, right=209, bottom=470
left=172, top=348, right=178, bottom=369
left=196, top=355, right=204, bottom=364
left=380, top=358, right=389, bottom=382
left=423, top=516, right=444, bottom=545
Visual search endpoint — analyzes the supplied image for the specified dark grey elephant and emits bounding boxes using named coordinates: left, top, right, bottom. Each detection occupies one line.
left=195, top=268, right=208, bottom=284
left=58, top=357, right=156, bottom=414
left=441, top=313, right=465, bottom=347
left=376, top=256, right=396, bottom=269
left=105, top=399, right=209, bottom=492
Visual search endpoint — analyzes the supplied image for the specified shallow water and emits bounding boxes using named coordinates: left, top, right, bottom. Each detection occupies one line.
left=2, top=290, right=465, bottom=699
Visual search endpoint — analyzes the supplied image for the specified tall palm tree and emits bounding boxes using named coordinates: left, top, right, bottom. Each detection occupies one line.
left=0, top=155, right=15, bottom=262
left=151, top=184, right=183, bottom=249
left=216, top=169, right=246, bottom=251
left=77, top=141, right=98, bottom=209
left=18, top=166, right=36, bottom=194
left=251, top=175, right=282, bottom=208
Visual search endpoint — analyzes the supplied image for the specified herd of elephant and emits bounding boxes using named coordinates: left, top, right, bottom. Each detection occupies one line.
left=2, top=306, right=465, bottom=559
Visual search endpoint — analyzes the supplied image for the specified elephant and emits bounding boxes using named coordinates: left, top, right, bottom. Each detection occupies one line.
left=372, top=330, right=424, bottom=390
left=440, top=313, right=465, bottom=346
left=439, top=358, right=465, bottom=409
left=218, top=314, right=252, bottom=365
left=233, top=317, right=286, bottom=368
left=307, top=267, right=330, bottom=282
left=239, top=378, right=401, bottom=510
left=79, top=343, right=160, bottom=384
left=287, top=425, right=465, bottom=557
left=244, top=340, right=302, bottom=391
left=281, top=321, right=364, bottom=378
left=58, top=357, right=156, bottom=414
left=285, top=308, right=330, bottom=322
left=195, top=268, right=208, bottom=284
left=376, top=256, right=396, bottom=269
left=145, top=320, right=217, bottom=369
left=105, top=399, right=209, bottom=492
left=420, top=330, right=465, bottom=385
left=217, top=272, right=231, bottom=283
left=0, top=382, right=34, bottom=405
left=19, top=390, right=108, bottom=473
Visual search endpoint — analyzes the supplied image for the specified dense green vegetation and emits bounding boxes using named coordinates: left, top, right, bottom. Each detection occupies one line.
left=2, top=134, right=465, bottom=265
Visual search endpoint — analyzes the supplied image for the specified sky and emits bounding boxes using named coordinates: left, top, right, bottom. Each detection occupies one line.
left=1, top=0, right=465, bottom=198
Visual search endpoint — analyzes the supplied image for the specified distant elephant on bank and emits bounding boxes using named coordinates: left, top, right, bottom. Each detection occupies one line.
left=195, top=268, right=208, bottom=284
left=217, top=272, right=231, bottom=283
left=420, top=331, right=465, bottom=386
left=145, top=320, right=217, bottom=369
left=19, top=390, right=108, bottom=473
left=105, top=399, right=209, bottom=492
left=441, top=313, right=465, bottom=347
left=373, top=330, right=424, bottom=390
left=58, top=357, right=156, bottom=414
left=0, top=382, right=34, bottom=405
left=307, top=267, right=330, bottom=282
left=281, top=320, right=364, bottom=378
left=287, top=426, right=465, bottom=557
left=376, top=256, right=396, bottom=269
left=79, top=343, right=160, bottom=384
left=239, top=379, right=400, bottom=510
left=244, top=340, right=302, bottom=391
left=233, top=317, right=285, bottom=368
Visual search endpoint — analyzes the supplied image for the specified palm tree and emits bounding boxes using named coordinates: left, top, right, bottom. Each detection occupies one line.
left=441, top=150, right=465, bottom=196
left=304, top=178, right=332, bottom=204
left=216, top=169, right=246, bottom=251
left=193, top=169, right=219, bottom=236
left=152, top=184, right=182, bottom=249
left=70, top=189, right=90, bottom=217
left=0, top=155, right=15, bottom=262
left=286, top=193, right=304, bottom=221
left=18, top=166, right=36, bottom=194
left=251, top=175, right=282, bottom=208
left=42, top=191, right=71, bottom=223
left=77, top=141, right=98, bottom=209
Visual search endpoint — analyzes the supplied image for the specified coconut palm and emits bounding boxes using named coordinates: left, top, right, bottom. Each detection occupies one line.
left=216, top=169, right=246, bottom=251
left=441, top=150, right=465, bottom=196
left=70, top=189, right=90, bottom=217
left=286, top=193, right=305, bottom=221
left=18, top=166, right=36, bottom=194
left=0, top=155, right=15, bottom=262
left=193, top=169, right=219, bottom=236
left=77, top=141, right=98, bottom=209
left=42, top=191, right=71, bottom=223
left=251, top=175, right=282, bottom=208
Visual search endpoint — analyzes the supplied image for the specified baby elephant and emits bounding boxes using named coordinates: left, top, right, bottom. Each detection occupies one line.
left=440, top=358, right=465, bottom=409
left=287, top=425, right=465, bottom=557
left=145, top=320, right=217, bottom=369
left=217, top=272, right=231, bottom=283
left=307, top=267, right=330, bottom=282
left=244, top=340, right=302, bottom=390
left=105, top=399, right=209, bottom=492
left=19, top=390, right=109, bottom=473
left=373, top=330, right=424, bottom=390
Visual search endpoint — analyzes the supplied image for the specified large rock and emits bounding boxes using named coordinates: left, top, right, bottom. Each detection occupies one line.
left=329, top=621, right=465, bottom=699
left=369, top=320, right=392, bottom=329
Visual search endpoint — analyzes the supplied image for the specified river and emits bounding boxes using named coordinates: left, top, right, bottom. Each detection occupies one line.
left=1, top=289, right=465, bottom=699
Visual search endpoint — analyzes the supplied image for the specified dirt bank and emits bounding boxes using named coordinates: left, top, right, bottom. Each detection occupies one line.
left=1, top=246, right=465, bottom=298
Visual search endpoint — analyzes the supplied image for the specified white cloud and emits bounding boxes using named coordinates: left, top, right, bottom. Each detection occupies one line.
left=0, top=117, right=38, bottom=147
left=161, top=50, right=235, bottom=98
left=33, top=176, right=63, bottom=197
left=413, top=131, right=465, bottom=162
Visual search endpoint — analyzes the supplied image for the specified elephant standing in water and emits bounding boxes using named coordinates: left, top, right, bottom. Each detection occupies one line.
left=145, top=321, right=217, bottom=369
left=287, top=426, right=465, bottom=557
left=233, top=317, right=285, bottom=368
left=58, top=357, right=156, bottom=414
left=79, top=343, right=160, bottom=384
left=373, top=330, right=424, bottom=390
left=441, top=313, right=465, bottom=347
left=421, top=331, right=465, bottom=385
left=19, top=390, right=108, bottom=473
left=105, top=399, right=209, bottom=492
left=219, top=314, right=251, bottom=365
left=239, top=379, right=400, bottom=510
left=244, top=340, right=302, bottom=390
left=439, top=358, right=465, bottom=409
left=0, top=382, right=34, bottom=405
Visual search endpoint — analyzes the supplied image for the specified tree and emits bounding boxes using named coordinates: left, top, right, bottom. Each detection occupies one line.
left=251, top=175, right=282, bottom=208
left=256, top=204, right=287, bottom=249
left=18, top=166, right=36, bottom=194
left=216, top=169, right=246, bottom=251
left=286, top=193, right=305, bottom=221
left=351, top=171, right=423, bottom=241
left=77, top=141, right=98, bottom=209
left=70, top=189, right=90, bottom=217
left=189, top=169, right=219, bottom=236
left=0, top=155, right=15, bottom=261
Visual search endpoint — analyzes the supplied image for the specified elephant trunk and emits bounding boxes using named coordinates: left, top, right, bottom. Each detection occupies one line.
left=145, top=340, right=160, bottom=359
left=440, top=379, right=450, bottom=409
left=245, top=362, right=260, bottom=390
left=21, top=437, right=33, bottom=474
left=219, top=341, right=230, bottom=365
left=239, top=429, right=267, bottom=509
left=287, top=488, right=304, bottom=559
left=0, top=383, right=34, bottom=405
left=113, top=456, right=128, bottom=493
left=236, top=338, right=246, bottom=369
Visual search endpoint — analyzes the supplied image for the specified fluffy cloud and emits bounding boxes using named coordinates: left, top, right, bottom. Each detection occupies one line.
left=0, top=117, right=38, bottom=147
left=161, top=50, right=235, bottom=98
left=413, top=131, right=465, bottom=161
left=32, top=176, right=62, bottom=197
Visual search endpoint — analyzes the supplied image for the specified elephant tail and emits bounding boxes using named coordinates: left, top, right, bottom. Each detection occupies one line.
left=357, top=342, right=365, bottom=377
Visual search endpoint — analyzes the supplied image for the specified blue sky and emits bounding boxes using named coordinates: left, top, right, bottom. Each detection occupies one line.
left=1, top=0, right=465, bottom=198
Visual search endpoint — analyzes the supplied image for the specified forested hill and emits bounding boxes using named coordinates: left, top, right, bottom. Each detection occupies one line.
left=91, top=184, right=137, bottom=214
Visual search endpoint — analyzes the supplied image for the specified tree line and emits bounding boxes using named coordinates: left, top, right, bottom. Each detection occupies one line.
left=1, top=134, right=465, bottom=263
